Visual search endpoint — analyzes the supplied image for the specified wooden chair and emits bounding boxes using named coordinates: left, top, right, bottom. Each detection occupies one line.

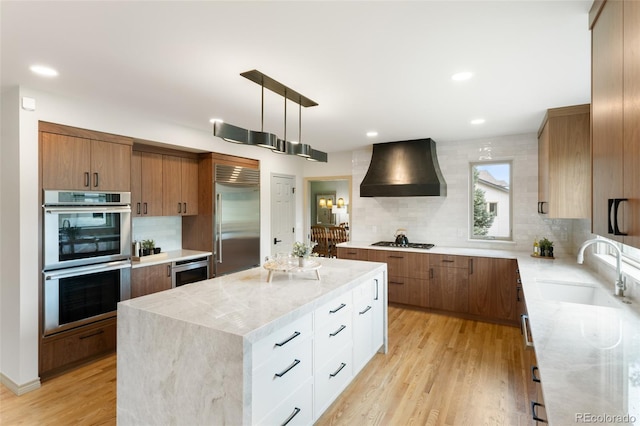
left=327, top=226, right=348, bottom=257
left=310, top=225, right=330, bottom=257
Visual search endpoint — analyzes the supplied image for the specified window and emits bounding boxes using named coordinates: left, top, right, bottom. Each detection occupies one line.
left=470, top=161, right=512, bottom=240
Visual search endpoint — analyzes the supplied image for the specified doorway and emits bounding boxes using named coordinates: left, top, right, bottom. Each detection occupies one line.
left=304, top=176, right=352, bottom=242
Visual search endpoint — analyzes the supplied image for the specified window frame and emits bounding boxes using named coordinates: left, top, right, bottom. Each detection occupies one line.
left=469, top=160, right=513, bottom=241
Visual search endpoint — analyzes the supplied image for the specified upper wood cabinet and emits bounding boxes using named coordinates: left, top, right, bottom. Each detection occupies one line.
left=131, top=151, right=163, bottom=217
left=591, top=0, right=640, bottom=247
left=537, top=104, right=591, bottom=219
left=162, top=155, right=198, bottom=216
left=41, top=131, right=131, bottom=191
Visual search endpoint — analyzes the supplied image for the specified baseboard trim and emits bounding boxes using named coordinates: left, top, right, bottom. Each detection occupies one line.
left=0, top=373, right=41, bottom=395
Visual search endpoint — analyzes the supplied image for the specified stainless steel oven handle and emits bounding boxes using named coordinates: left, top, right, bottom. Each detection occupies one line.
left=44, top=260, right=131, bottom=280
left=44, top=206, right=131, bottom=214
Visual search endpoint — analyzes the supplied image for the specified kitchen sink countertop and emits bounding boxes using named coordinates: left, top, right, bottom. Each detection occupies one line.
left=339, top=241, right=640, bottom=424
left=131, top=249, right=212, bottom=269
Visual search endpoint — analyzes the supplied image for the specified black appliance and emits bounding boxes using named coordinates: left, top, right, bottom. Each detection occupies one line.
left=172, top=256, right=210, bottom=287
left=371, top=241, right=435, bottom=250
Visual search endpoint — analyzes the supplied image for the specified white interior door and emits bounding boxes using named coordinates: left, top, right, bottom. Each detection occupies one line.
left=271, top=174, right=295, bottom=256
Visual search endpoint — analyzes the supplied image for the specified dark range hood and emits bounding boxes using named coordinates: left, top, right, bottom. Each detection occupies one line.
left=360, top=138, right=447, bottom=197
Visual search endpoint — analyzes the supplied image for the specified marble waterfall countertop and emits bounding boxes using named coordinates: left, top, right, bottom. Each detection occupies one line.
left=339, top=241, right=640, bottom=424
left=120, top=257, right=386, bottom=343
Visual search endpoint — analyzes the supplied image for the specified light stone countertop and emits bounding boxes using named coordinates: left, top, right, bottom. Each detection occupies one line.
left=131, top=249, right=212, bottom=269
left=120, top=257, right=387, bottom=343
left=339, top=241, right=640, bottom=425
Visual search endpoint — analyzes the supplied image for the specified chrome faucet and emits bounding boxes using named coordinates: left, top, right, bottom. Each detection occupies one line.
left=577, top=238, right=626, bottom=297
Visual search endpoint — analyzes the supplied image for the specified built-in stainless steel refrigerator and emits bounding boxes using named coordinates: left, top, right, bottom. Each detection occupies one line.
left=214, top=164, right=260, bottom=276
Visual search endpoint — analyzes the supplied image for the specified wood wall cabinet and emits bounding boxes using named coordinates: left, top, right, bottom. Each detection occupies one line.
left=131, top=151, right=163, bottom=216
left=590, top=0, right=640, bottom=247
left=468, top=257, right=518, bottom=324
left=39, top=317, right=116, bottom=380
left=162, top=155, right=199, bottom=216
left=41, top=128, right=131, bottom=191
left=429, top=254, right=469, bottom=313
left=537, top=104, right=591, bottom=218
left=131, top=263, right=172, bottom=298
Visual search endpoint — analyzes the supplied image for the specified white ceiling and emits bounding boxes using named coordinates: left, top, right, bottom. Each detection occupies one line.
left=1, top=1, right=592, bottom=154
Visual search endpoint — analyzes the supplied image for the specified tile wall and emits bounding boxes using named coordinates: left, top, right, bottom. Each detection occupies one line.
left=132, top=216, right=182, bottom=253
left=350, top=133, right=589, bottom=255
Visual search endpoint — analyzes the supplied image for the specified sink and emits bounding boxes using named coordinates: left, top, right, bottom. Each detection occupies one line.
left=537, top=279, right=618, bottom=308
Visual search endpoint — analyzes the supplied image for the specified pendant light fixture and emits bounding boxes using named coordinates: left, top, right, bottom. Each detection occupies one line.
left=213, top=69, right=327, bottom=162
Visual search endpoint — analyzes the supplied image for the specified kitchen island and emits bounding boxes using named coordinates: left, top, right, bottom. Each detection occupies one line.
left=117, top=257, right=387, bottom=425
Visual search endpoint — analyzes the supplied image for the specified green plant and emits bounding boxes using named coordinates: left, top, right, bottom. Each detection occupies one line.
left=142, top=239, right=155, bottom=250
left=539, top=238, right=553, bottom=250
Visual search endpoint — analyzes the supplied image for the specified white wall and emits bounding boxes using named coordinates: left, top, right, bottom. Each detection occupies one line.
left=0, top=85, right=316, bottom=390
left=350, top=133, right=579, bottom=254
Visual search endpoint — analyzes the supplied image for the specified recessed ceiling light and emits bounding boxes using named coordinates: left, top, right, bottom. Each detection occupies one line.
left=366, top=131, right=378, bottom=137
left=471, top=118, right=485, bottom=125
left=30, top=65, right=58, bottom=77
left=451, top=71, right=473, bottom=81
left=209, top=118, right=224, bottom=123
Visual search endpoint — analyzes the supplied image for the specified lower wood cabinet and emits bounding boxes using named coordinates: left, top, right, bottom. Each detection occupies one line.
left=40, top=317, right=116, bottom=379
left=429, top=254, right=470, bottom=313
left=131, top=263, right=172, bottom=298
left=337, top=247, right=519, bottom=326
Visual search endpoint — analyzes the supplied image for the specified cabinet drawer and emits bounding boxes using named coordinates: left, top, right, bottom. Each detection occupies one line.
left=314, top=292, right=352, bottom=326
left=256, top=378, right=313, bottom=426
left=40, top=319, right=116, bottom=376
left=369, top=250, right=408, bottom=277
left=315, top=314, right=352, bottom=365
left=252, top=313, right=312, bottom=370
left=430, top=254, right=470, bottom=269
left=252, top=338, right=313, bottom=422
left=314, top=345, right=353, bottom=416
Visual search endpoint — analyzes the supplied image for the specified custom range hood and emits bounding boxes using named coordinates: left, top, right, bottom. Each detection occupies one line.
left=360, top=138, right=447, bottom=197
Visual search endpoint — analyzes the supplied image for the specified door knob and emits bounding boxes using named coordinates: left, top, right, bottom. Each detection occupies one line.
left=274, top=238, right=282, bottom=244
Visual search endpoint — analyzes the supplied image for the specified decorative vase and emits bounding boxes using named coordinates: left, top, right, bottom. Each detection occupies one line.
left=299, top=257, right=308, bottom=267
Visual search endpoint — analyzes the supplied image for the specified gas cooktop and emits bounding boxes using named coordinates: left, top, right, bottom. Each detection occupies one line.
left=371, top=241, right=435, bottom=250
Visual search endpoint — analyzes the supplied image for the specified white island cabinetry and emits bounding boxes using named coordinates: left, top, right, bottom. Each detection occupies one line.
left=117, top=258, right=388, bottom=426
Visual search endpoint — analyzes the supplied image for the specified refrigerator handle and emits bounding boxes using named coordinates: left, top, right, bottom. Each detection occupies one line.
left=216, top=193, right=223, bottom=264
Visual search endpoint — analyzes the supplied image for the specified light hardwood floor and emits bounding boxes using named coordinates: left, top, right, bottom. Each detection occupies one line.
left=0, top=306, right=535, bottom=425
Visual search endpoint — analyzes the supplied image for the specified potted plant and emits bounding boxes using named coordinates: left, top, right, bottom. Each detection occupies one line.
left=539, top=238, right=554, bottom=257
left=292, top=241, right=318, bottom=267
left=141, top=239, right=155, bottom=256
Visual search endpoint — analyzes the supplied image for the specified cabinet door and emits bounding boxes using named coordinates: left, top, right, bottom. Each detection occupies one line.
left=90, top=140, right=131, bottom=191
left=623, top=0, right=640, bottom=248
left=429, top=265, right=469, bottom=313
left=181, top=157, right=199, bottom=215
left=140, top=152, right=164, bottom=216
left=131, top=151, right=143, bottom=216
left=42, top=132, right=91, bottom=190
left=537, top=122, right=549, bottom=213
left=163, top=155, right=183, bottom=216
left=131, top=263, right=172, bottom=298
left=592, top=0, right=624, bottom=240
left=469, top=257, right=517, bottom=323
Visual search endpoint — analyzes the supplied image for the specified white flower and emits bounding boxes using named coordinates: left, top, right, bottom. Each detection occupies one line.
left=292, top=241, right=318, bottom=258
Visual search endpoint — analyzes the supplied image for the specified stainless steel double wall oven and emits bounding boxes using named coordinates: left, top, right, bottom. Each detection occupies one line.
left=42, top=190, right=132, bottom=336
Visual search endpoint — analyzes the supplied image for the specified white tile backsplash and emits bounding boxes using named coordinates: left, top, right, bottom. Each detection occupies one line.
left=132, top=216, right=182, bottom=252
left=351, top=133, right=586, bottom=255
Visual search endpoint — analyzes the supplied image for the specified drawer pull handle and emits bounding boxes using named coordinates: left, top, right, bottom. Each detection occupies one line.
left=281, top=407, right=301, bottom=426
left=521, top=314, right=534, bottom=348
left=374, top=278, right=379, bottom=300
left=329, top=325, right=346, bottom=337
left=329, top=303, right=346, bottom=314
left=275, top=331, right=301, bottom=347
left=84, top=172, right=90, bottom=187
left=389, top=281, right=404, bottom=285
left=531, top=401, right=547, bottom=423
left=442, top=259, right=455, bottom=263
left=359, top=305, right=372, bottom=315
left=274, top=359, right=300, bottom=378
left=329, top=362, right=347, bottom=378
left=531, top=365, right=541, bottom=383
left=79, top=329, right=104, bottom=340
left=388, top=255, right=404, bottom=259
